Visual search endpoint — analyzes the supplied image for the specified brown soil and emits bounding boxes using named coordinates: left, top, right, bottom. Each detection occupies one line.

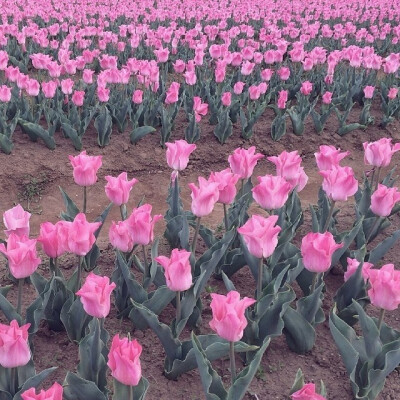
left=1, top=103, right=400, bottom=399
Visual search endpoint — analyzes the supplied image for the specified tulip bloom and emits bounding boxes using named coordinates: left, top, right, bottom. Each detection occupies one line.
left=105, top=172, right=138, bottom=206
left=126, top=204, right=162, bottom=246
left=344, top=258, right=373, bottom=282
left=108, top=334, right=142, bottom=386
left=3, top=204, right=31, bottom=237
left=188, top=177, right=220, bottom=217
left=132, top=89, right=143, bottom=104
left=300, top=81, right=313, bottom=96
left=37, top=221, right=69, bottom=259
left=193, top=97, right=208, bottom=122
left=209, top=168, right=240, bottom=204
left=165, top=140, right=196, bottom=171
left=155, top=249, right=192, bottom=292
left=209, top=291, right=256, bottom=342
left=69, top=151, right=102, bottom=187
left=363, top=138, right=400, bottom=167
left=228, top=146, right=263, bottom=180
left=268, top=150, right=308, bottom=191
left=252, top=175, right=292, bottom=210
left=0, top=320, right=31, bottom=368
left=291, top=383, right=327, bottom=400
left=368, top=264, right=400, bottom=311
left=370, top=184, right=400, bottom=217
left=109, top=220, right=134, bottom=253
left=314, top=145, right=350, bottom=171
left=238, top=214, right=281, bottom=259
left=21, top=382, right=63, bottom=400
left=76, top=273, right=116, bottom=318
left=319, top=166, right=358, bottom=202
left=67, top=213, right=101, bottom=256
left=0, top=234, right=41, bottom=279
left=363, top=86, right=375, bottom=99
left=301, top=232, right=343, bottom=273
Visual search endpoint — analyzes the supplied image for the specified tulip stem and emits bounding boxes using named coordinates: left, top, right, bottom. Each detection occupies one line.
left=10, top=367, right=17, bottom=396
left=377, top=308, right=385, bottom=332
left=229, top=341, right=236, bottom=385
left=257, top=257, right=264, bottom=302
left=17, top=279, right=23, bottom=316
left=366, top=216, right=381, bottom=243
left=83, top=186, right=87, bottom=214
left=129, top=384, right=133, bottom=400
left=223, top=204, right=229, bottom=232
left=77, top=256, right=83, bottom=291
left=310, top=272, right=319, bottom=294
left=323, top=200, right=336, bottom=232
left=191, top=217, right=201, bottom=255
left=120, top=204, right=127, bottom=221
left=374, top=167, right=381, bottom=191
left=176, top=291, right=181, bottom=323
left=142, top=245, right=149, bottom=280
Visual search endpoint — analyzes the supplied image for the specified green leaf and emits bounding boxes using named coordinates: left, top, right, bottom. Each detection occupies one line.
left=0, top=291, right=21, bottom=324
left=63, top=372, right=107, bottom=400
left=14, top=367, right=57, bottom=400
left=59, top=186, right=80, bottom=221
left=191, top=332, right=228, bottom=400
left=18, top=120, right=56, bottom=150
left=95, top=107, right=113, bottom=147
left=61, top=123, right=82, bottom=151
left=368, top=228, right=400, bottom=264
left=289, top=369, right=305, bottom=395
left=0, top=133, right=13, bottom=154
left=130, top=126, right=156, bottom=144
left=112, top=377, right=149, bottom=400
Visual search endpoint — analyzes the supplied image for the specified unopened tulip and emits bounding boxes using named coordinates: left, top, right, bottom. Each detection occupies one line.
left=69, top=151, right=102, bottom=187
left=3, top=204, right=31, bottom=237
left=209, top=291, right=256, bottom=342
left=228, top=146, right=263, bottom=179
left=368, top=264, right=400, bottom=311
left=301, top=232, right=343, bottom=273
left=108, top=334, right=142, bottom=386
left=252, top=175, right=292, bottom=210
left=319, top=166, right=358, bottom=201
left=76, top=272, right=116, bottom=318
left=238, top=214, right=281, bottom=259
left=155, top=249, right=192, bottom=292
left=0, top=320, right=31, bottom=368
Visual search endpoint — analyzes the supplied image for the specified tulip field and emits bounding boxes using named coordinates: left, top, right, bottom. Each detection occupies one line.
left=2, top=0, right=400, bottom=399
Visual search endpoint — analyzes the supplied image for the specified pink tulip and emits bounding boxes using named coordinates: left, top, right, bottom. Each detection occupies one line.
left=21, top=382, right=63, bottom=400
left=370, top=184, right=400, bottom=217
left=188, top=177, right=220, bottom=217
left=173, top=60, right=185, bottom=73
left=300, top=81, right=313, bottom=96
left=0, top=85, right=11, bottom=102
left=67, top=213, right=101, bottom=256
left=154, top=47, right=169, bottom=63
left=76, top=272, right=116, bottom=318
left=71, top=90, right=85, bottom=107
left=41, top=81, right=57, bottom=99
left=268, top=150, right=308, bottom=192
left=277, top=89, right=288, bottom=109
left=37, top=221, right=69, bottom=258
left=260, top=68, right=273, bottom=81
left=319, top=166, right=358, bottom=201
left=155, top=249, right=192, bottom=292
left=132, top=89, right=143, bottom=104
left=105, top=172, right=138, bottom=206
left=221, top=92, right=232, bottom=107
left=363, top=138, right=400, bottom=167
left=0, top=234, right=41, bottom=279
left=368, top=264, right=400, bottom=311
left=301, top=232, right=343, bottom=273
left=291, top=383, right=327, bottom=400
left=237, top=214, right=281, bottom=259
left=277, top=66, right=290, bottom=80
left=249, top=85, right=261, bottom=100
left=322, top=91, right=332, bottom=104
left=69, top=150, right=102, bottom=186
left=165, top=139, right=196, bottom=171
left=209, top=291, right=256, bottom=342
left=82, top=69, right=94, bottom=84
left=60, top=78, right=74, bottom=95
left=107, top=334, right=142, bottom=386
left=344, top=258, right=373, bottom=282
left=388, top=88, right=398, bottom=100
left=252, top=175, right=292, bottom=210
left=193, top=97, right=208, bottom=122
left=363, top=86, right=375, bottom=99
left=314, top=145, right=350, bottom=171
left=209, top=168, right=240, bottom=204
left=25, top=79, right=40, bottom=96
left=0, top=320, right=31, bottom=368
left=126, top=204, right=162, bottom=246
left=165, top=82, right=180, bottom=104
left=228, top=146, right=263, bottom=179
left=97, top=86, right=110, bottom=102
left=3, top=204, right=31, bottom=237
left=109, top=220, right=134, bottom=252
left=233, top=81, right=245, bottom=95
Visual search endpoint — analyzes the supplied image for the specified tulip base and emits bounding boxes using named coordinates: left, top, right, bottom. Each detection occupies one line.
left=229, top=341, right=236, bottom=385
